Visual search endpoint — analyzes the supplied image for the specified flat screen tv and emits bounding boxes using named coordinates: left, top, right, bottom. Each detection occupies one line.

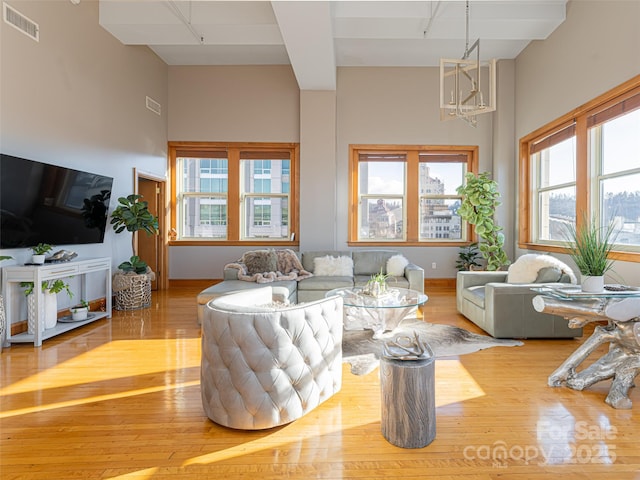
left=0, top=154, right=114, bottom=249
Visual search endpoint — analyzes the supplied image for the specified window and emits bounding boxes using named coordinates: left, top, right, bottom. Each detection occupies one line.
left=169, top=142, right=299, bottom=245
left=519, top=77, right=640, bottom=261
left=529, top=123, right=577, bottom=243
left=590, top=98, right=640, bottom=248
left=349, top=145, right=477, bottom=245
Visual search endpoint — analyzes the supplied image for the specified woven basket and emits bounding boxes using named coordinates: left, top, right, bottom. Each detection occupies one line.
left=114, top=274, right=151, bottom=310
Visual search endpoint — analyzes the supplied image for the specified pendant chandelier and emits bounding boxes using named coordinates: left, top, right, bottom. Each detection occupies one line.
left=439, top=1, right=496, bottom=127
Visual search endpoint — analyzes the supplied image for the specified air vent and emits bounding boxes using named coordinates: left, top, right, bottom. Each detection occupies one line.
left=3, top=2, right=39, bottom=42
left=146, top=96, right=161, bottom=116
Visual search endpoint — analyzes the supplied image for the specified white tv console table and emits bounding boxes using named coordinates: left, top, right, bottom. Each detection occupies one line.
left=2, top=257, right=112, bottom=347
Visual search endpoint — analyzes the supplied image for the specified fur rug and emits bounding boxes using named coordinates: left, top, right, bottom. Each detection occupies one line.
left=343, top=320, right=523, bottom=375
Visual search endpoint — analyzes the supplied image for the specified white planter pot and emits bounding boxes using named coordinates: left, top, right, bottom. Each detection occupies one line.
left=71, top=307, right=88, bottom=321
left=581, top=275, right=604, bottom=293
left=27, top=291, right=58, bottom=333
left=32, top=254, right=45, bottom=264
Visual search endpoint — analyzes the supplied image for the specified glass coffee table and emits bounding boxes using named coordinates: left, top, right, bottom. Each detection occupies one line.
left=326, top=287, right=428, bottom=338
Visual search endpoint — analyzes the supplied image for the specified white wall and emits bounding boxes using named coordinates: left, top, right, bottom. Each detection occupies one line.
left=166, top=64, right=503, bottom=279
left=167, top=65, right=299, bottom=142
left=0, top=0, right=168, bottom=275
left=336, top=67, right=499, bottom=277
left=299, top=90, right=338, bottom=251
left=514, top=0, right=640, bottom=285
left=166, top=65, right=300, bottom=278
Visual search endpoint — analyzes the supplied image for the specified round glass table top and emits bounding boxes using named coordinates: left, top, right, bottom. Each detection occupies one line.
left=326, top=286, right=428, bottom=309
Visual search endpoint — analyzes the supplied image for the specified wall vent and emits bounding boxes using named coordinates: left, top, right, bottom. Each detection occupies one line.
left=3, top=2, right=39, bottom=42
left=146, top=96, right=161, bottom=116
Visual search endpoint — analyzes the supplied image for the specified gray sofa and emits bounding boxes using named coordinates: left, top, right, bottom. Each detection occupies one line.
left=197, top=249, right=424, bottom=325
left=456, top=270, right=583, bottom=339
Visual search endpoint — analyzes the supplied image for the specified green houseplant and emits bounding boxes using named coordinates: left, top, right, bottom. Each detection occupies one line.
left=21, top=279, right=73, bottom=298
left=110, top=194, right=159, bottom=272
left=455, top=242, right=482, bottom=271
left=30, top=243, right=53, bottom=264
left=456, top=172, right=510, bottom=271
left=363, top=269, right=391, bottom=297
left=563, top=216, right=617, bottom=292
left=70, top=299, right=90, bottom=321
left=110, top=194, right=159, bottom=310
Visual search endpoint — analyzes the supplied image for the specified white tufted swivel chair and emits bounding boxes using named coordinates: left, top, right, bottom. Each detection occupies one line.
left=201, top=286, right=344, bottom=430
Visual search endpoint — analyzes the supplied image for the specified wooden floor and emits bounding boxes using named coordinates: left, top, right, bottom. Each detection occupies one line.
left=1, top=285, right=639, bottom=480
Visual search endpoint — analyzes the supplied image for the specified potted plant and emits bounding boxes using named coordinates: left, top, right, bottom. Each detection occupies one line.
left=110, top=194, right=159, bottom=310
left=21, top=279, right=73, bottom=330
left=456, top=172, right=510, bottom=271
left=70, top=299, right=90, bottom=321
left=563, top=216, right=617, bottom=293
left=118, top=255, right=148, bottom=275
left=455, top=242, right=482, bottom=271
left=30, top=243, right=53, bottom=264
left=363, top=269, right=391, bottom=297
left=110, top=194, right=159, bottom=273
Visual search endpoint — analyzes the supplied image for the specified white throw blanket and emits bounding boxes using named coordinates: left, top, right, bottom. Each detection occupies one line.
left=225, top=249, right=313, bottom=283
left=507, top=254, right=577, bottom=284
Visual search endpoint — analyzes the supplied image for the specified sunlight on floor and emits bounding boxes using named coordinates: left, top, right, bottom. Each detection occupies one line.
left=0, top=337, right=201, bottom=418
left=435, top=358, right=486, bottom=407
left=0, top=379, right=200, bottom=418
left=0, top=337, right=201, bottom=396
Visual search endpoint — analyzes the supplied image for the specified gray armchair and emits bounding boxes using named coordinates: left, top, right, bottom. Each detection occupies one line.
left=456, top=268, right=583, bottom=339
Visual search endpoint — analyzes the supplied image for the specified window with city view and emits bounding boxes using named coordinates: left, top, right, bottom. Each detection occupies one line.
left=520, top=78, right=640, bottom=260
left=349, top=146, right=477, bottom=245
left=169, top=143, right=299, bottom=245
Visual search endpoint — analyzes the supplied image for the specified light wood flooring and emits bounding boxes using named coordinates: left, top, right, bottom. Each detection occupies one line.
left=1, top=285, right=639, bottom=479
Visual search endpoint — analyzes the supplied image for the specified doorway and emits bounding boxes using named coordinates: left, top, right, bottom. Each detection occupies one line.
left=135, top=169, right=166, bottom=290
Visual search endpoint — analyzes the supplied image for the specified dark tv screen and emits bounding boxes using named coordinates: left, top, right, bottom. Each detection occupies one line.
left=0, top=154, right=114, bottom=249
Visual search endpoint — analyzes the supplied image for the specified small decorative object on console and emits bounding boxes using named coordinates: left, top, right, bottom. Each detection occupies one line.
left=47, top=250, right=77, bottom=263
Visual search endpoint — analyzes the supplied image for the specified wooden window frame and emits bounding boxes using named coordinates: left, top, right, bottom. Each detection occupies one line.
left=348, top=144, right=478, bottom=247
left=519, top=75, right=640, bottom=263
left=168, top=141, right=299, bottom=247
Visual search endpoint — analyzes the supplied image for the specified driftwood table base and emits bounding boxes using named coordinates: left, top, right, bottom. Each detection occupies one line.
left=533, top=294, right=640, bottom=409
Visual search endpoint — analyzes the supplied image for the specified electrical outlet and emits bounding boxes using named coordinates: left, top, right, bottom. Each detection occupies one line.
left=431, top=262, right=437, bottom=269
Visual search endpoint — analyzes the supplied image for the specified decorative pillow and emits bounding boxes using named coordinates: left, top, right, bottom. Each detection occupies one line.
left=386, top=254, right=409, bottom=277
left=534, top=266, right=562, bottom=283
left=242, top=250, right=278, bottom=275
left=313, top=255, right=354, bottom=276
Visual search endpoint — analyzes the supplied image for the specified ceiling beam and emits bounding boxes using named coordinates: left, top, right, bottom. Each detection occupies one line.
left=271, top=1, right=336, bottom=90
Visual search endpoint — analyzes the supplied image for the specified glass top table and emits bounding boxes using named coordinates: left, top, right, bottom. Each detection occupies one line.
left=532, top=285, right=640, bottom=301
left=326, top=287, right=428, bottom=338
